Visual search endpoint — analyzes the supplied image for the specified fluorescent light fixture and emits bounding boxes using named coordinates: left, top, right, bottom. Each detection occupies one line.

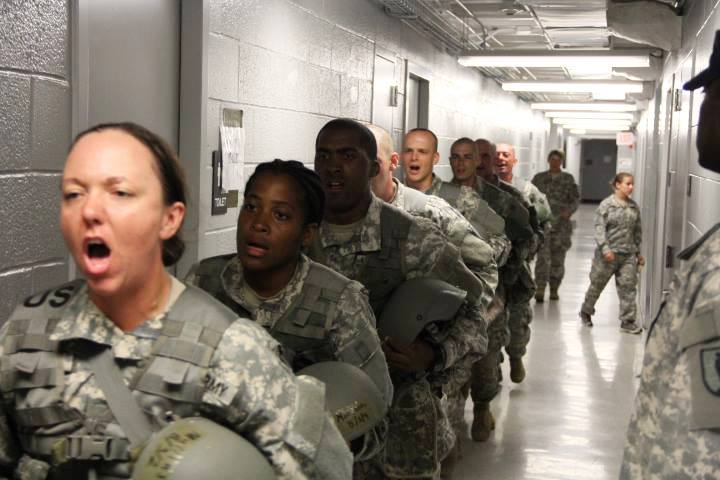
left=502, top=81, right=643, bottom=94
left=553, top=118, right=632, bottom=126
left=569, top=129, right=587, bottom=134
left=530, top=102, right=638, bottom=112
left=545, top=111, right=635, bottom=120
left=563, top=124, right=633, bottom=132
left=458, top=50, right=650, bottom=68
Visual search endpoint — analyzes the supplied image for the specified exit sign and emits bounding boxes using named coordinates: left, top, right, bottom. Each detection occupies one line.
left=616, top=132, right=635, bottom=146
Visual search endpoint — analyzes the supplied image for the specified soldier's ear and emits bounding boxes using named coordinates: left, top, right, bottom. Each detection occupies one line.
left=301, top=223, right=318, bottom=249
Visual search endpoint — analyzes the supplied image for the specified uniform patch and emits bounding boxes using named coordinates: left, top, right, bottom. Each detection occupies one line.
left=700, top=347, right=720, bottom=396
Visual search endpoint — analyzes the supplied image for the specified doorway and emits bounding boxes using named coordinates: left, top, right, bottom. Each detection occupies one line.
left=580, top=139, right=617, bottom=202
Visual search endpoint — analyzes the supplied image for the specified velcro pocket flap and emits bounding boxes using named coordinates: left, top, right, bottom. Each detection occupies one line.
left=680, top=303, right=720, bottom=351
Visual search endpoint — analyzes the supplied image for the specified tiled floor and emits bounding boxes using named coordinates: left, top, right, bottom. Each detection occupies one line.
left=453, top=204, right=645, bottom=480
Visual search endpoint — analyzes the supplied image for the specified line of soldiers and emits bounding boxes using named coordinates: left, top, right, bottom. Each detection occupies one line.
left=188, top=118, right=581, bottom=478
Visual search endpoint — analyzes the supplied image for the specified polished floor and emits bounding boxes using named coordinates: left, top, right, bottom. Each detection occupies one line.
left=453, top=204, right=645, bottom=480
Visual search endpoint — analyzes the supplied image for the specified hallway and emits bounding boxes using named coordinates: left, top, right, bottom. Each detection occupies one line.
left=454, top=204, right=645, bottom=480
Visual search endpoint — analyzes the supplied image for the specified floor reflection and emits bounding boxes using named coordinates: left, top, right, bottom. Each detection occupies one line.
left=454, top=205, right=644, bottom=480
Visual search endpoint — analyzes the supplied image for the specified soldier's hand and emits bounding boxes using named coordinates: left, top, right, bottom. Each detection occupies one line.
left=637, top=255, right=645, bottom=266
left=382, top=338, right=436, bottom=373
left=560, top=209, right=571, bottom=220
left=603, top=251, right=616, bottom=263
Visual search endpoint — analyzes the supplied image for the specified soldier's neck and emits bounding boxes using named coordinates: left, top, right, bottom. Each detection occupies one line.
left=324, top=193, right=372, bottom=225
left=499, top=172, right=513, bottom=183
left=91, top=269, right=172, bottom=332
left=406, top=174, right=433, bottom=193
left=244, top=259, right=298, bottom=298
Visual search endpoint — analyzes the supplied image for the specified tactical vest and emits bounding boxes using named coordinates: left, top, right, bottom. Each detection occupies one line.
left=1, top=280, right=237, bottom=477
left=356, top=205, right=412, bottom=316
left=432, top=181, right=461, bottom=207
left=194, top=256, right=361, bottom=372
left=399, top=184, right=429, bottom=213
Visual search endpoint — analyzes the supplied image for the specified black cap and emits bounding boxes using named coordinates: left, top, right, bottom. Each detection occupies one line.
left=684, top=30, right=720, bottom=91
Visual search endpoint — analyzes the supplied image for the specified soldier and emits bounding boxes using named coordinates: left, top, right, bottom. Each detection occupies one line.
left=493, top=142, right=552, bottom=385
left=370, top=125, right=505, bottom=470
left=579, top=172, right=644, bottom=333
left=0, top=123, right=352, bottom=480
left=532, top=150, right=580, bottom=302
left=310, top=118, right=489, bottom=479
left=621, top=30, right=720, bottom=479
left=185, top=159, right=393, bottom=463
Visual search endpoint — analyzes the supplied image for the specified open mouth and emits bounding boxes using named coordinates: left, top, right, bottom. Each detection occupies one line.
left=84, top=238, right=111, bottom=275
left=408, top=164, right=421, bottom=175
left=326, top=180, right=344, bottom=193
left=244, top=240, right=269, bottom=257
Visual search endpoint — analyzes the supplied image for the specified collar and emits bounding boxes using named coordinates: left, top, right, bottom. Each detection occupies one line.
left=221, top=254, right=309, bottom=317
left=318, top=194, right=383, bottom=253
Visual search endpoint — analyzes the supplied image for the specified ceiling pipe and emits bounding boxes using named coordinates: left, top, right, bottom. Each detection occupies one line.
left=611, top=0, right=687, bottom=16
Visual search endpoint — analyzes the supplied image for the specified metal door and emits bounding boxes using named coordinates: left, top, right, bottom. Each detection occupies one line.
left=372, top=53, right=395, bottom=133
left=580, top=139, right=617, bottom=202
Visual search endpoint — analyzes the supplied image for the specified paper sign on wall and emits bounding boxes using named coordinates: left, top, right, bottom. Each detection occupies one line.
left=220, top=108, right=245, bottom=192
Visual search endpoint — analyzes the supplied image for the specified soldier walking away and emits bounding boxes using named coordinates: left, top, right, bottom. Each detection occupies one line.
left=579, top=172, right=644, bottom=333
left=621, top=29, right=720, bottom=479
left=532, top=150, right=580, bottom=302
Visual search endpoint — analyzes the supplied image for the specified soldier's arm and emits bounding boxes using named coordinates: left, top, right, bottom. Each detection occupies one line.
left=594, top=203, right=611, bottom=254
left=568, top=175, right=580, bottom=214
left=0, top=328, right=21, bottom=476
left=458, top=233, right=499, bottom=308
left=430, top=300, right=487, bottom=371
left=331, top=282, right=393, bottom=404
left=634, top=209, right=643, bottom=253
left=206, top=319, right=352, bottom=479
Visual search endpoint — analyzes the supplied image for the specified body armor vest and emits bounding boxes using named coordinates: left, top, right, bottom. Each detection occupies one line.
left=2, top=280, right=237, bottom=477
left=194, top=256, right=354, bottom=372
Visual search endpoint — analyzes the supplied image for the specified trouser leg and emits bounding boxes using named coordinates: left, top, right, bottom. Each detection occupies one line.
left=580, top=251, right=617, bottom=316
left=615, top=254, right=639, bottom=324
left=534, top=240, right=551, bottom=292
left=505, top=300, right=532, bottom=359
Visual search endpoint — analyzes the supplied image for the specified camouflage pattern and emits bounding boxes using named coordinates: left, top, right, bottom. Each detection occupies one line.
left=186, top=254, right=392, bottom=402
left=621, top=224, right=720, bottom=479
left=532, top=171, right=580, bottom=291
left=593, top=194, right=642, bottom=256
left=391, top=178, right=504, bottom=301
left=0, top=278, right=352, bottom=479
left=580, top=195, right=642, bottom=325
left=309, top=194, right=488, bottom=478
left=509, top=176, right=552, bottom=227
left=186, top=254, right=393, bottom=463
left=580, top=250, right=639, bottom=325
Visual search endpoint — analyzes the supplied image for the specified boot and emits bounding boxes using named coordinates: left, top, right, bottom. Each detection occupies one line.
left=471, top=403, right=495, bottom=442
left=580, top=312, right=593, bottom=327
left=549, top=285, right=559, bottom=300
left=510, top=357, right=526, bottom=383
left=534, top=287, right=545, bottom=303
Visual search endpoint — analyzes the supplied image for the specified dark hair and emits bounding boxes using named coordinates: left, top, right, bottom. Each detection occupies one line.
left=407, top=128, right=438, bottom=152
left=451, top=137, right=478, bottom=155
left=71, top=122, right=188, bottom=266
left=316, top=118, right=377, bottom=163
left=547, top=149, right=565, bottom=161
left=611, top=171, right=634, bottom=189
left=245, top=159, right=325, bottom=225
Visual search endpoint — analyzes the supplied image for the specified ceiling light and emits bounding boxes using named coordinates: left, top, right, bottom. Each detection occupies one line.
left=562, top=123, right=633, bottom=132
left=554, top=119, right=632, bottom=127
left=545, top=111, right=635, bottom=120
left=502, top=81, right=643, bottom=94
left=458, top=50, right=650, bottom=68
left=569, top=129, right=587, bottom=134
left=530, top=102, right=638, bottom=112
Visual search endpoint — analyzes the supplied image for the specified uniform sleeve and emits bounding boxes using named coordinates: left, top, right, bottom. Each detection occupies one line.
left=634, top=208, right=643, bottom=253
left=401, top=219, right=489, bottom=368
left=0, top=326, right=20, bottom=475
left=594, top=202, right=611, bottom=255
left=458, top=233, right=499, bottom=309
left=331, top=282, right=393, bottom=404
left=568, top=174, right=580, bottom=214
left=205, top=320, right=352, bottom=479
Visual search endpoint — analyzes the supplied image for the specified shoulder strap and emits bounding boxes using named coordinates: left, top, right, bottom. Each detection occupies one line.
left=678, top=223, right=720, bottom=260
left=83, top=346, right=153, bottom=448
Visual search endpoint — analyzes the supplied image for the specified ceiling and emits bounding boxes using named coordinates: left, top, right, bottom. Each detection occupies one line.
left=377, top=0, right=675, bottom=105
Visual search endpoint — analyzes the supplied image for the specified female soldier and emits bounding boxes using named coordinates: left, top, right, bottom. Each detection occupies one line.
left=580, top=172, right=644, bottom=333
left=186, top=159, right=392, bottom=461
left=0, top=123, right=351, bottom=479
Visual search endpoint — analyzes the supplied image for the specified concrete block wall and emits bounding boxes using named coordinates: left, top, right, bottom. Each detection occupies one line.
left=199, top=0, right=550, bottom=260
left=0, top=0, right=72, bottom=323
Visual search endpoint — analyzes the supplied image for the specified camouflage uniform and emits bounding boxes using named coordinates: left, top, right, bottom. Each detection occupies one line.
left=531, top=170, right=580, bottom=293
left=0, top=278, right=352, bottom=479
left=185, top=253, right=393, bottom=462
left=308, top=194, right=488, bottom=478
left=621, top=224, right=720, bottom=478
left=392, top=177, right=504, bottom=459
left=580, top=195, right=642, bottom=326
